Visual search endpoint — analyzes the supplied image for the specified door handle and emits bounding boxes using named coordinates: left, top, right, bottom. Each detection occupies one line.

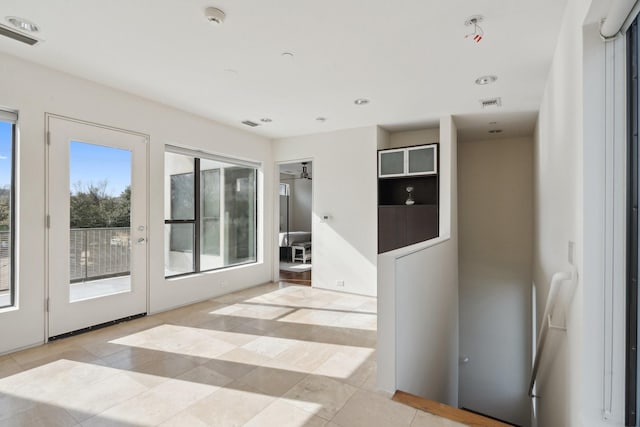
left=136, top=237, right=146, bottom=244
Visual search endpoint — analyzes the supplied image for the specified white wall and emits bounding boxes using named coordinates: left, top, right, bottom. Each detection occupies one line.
left=533, top=0, right=589, bottom=425
left=581, top=20, right=628, bottom=425
left=377, top=117, right=459, bottom=406
left=0, top=52, right=273, bottom=354
left=387, top=128, right=439, bottom=149
left=377, top=126, right=390, bottom=150
left=273, top=127, right=378, bottom=296
left=395, top=237, right=459, bottom=404
left=458, top=137, right=533, bottom=427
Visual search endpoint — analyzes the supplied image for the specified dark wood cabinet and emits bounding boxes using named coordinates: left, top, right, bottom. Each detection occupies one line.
left=405, top=205, right=438, bottom=246
left=378, top=205, right=438, bottom=253
left=377, top=143, right=440, bottom=253
left=378, top=206, right=406, bottom=253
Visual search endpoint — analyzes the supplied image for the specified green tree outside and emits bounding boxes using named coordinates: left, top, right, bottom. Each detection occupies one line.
left=70, top=181, right=130, bottom=228
left=0, top=187, right=9, bottom=232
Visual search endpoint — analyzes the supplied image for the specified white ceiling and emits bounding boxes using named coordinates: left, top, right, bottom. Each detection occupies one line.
left=0, top=1, right=567, bottom=140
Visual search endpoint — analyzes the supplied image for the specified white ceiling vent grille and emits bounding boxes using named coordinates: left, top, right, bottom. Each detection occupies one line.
left=241, top=120, right=260, bottom=127
left=0, top=24, right=39, bottom=46
left=480, top=97, right=502, bottom=108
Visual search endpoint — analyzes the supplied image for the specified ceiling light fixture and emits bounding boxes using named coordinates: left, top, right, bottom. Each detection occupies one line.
left=281, top=52, right=294, bottom=58
left=354, top=98, right=370, bottom=106
left=260, top=118, right=272, bottom=123
left=300, top=162, right=312, bottom=180
left=475, top=75, right=497, bottom=85
left=204, top=7, right=226, bottom=24
left=464, top=15, right=484, bottom=43
left=5, top=16, right=39, bottom=32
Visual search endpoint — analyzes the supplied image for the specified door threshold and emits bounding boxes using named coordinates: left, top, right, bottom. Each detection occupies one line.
left=49, top=312, right=146, bottom=342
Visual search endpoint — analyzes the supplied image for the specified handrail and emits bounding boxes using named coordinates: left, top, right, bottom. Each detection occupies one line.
left=528, top=271, right=573, bottom=398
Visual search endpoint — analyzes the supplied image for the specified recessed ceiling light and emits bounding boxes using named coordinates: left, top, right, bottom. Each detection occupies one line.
left=316, top=117, right=327, bottom=122
left=488, top=129, right=503, bottom=134
left=5, top=16, right=39, bottom=32
left=260, top=118, right=272, bottom=123
left=475, top=75, right=498, bottom=85
left=204, top=7, right=225, bottom=24
left=354, top=98, right=370, bottom=105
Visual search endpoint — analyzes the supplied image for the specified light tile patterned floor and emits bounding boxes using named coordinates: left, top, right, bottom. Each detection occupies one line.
left=0, top=283, right=465, bottom=426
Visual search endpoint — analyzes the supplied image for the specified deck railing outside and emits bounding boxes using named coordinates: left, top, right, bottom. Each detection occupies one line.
left=0, top=231, right=8, bottom=291
left=70, top=227, right=131, bottom=282
left=0, top=227, right=131, bottom=292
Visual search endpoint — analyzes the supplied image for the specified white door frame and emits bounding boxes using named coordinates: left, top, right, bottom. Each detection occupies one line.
left=273, top=158, right=314, bottom=285
left=45, top=114, right=150, bottom=338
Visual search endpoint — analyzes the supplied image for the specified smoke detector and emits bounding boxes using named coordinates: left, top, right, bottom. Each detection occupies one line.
left=205, top=7, right=226, bottom=24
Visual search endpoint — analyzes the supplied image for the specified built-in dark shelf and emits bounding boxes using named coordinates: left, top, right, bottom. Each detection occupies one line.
left=377, top=144, right=440, bottom=254
left=378, top=175, right=438, bottom=206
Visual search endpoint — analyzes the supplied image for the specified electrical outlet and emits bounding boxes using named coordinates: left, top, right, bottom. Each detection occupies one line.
left=336, top=280, right=344, bottom=287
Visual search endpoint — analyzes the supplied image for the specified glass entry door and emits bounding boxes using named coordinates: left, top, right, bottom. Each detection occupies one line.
left=47, top=116, right=148, bottom=338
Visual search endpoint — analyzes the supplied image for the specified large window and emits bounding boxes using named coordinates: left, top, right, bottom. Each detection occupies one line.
left=164, top=148, right=258, bottom=277
left=0, top=111, right=16, bottom=308
left=629, top=17, right=640, bottom=426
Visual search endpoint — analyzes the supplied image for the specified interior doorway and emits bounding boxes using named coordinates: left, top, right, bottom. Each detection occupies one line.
left=278, top=161, right=312, bottom=286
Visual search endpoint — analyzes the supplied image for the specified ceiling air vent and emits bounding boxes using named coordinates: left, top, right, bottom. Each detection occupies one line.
left=241, top=120, right=260, bottom=127
left=0, top=24, right=39, bottom=46
left=480, top=97, right=502, bottom=108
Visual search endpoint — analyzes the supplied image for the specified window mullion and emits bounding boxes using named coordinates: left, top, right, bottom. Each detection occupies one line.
left=194, top=158, right=201, bottom=273
left=10, top=123, right=15, bottom=307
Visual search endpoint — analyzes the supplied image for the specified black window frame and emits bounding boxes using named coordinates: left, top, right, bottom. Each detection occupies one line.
left=164, top=153, right=258, bottom=279
left=628, top=17, right=639, bottom=427
left=165, top=160, right=200, bottom=274
left=0, top=112, right=16, bottom=308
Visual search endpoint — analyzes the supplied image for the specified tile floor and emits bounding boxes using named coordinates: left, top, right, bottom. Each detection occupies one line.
left=0, top=282, right=465, bottom=426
